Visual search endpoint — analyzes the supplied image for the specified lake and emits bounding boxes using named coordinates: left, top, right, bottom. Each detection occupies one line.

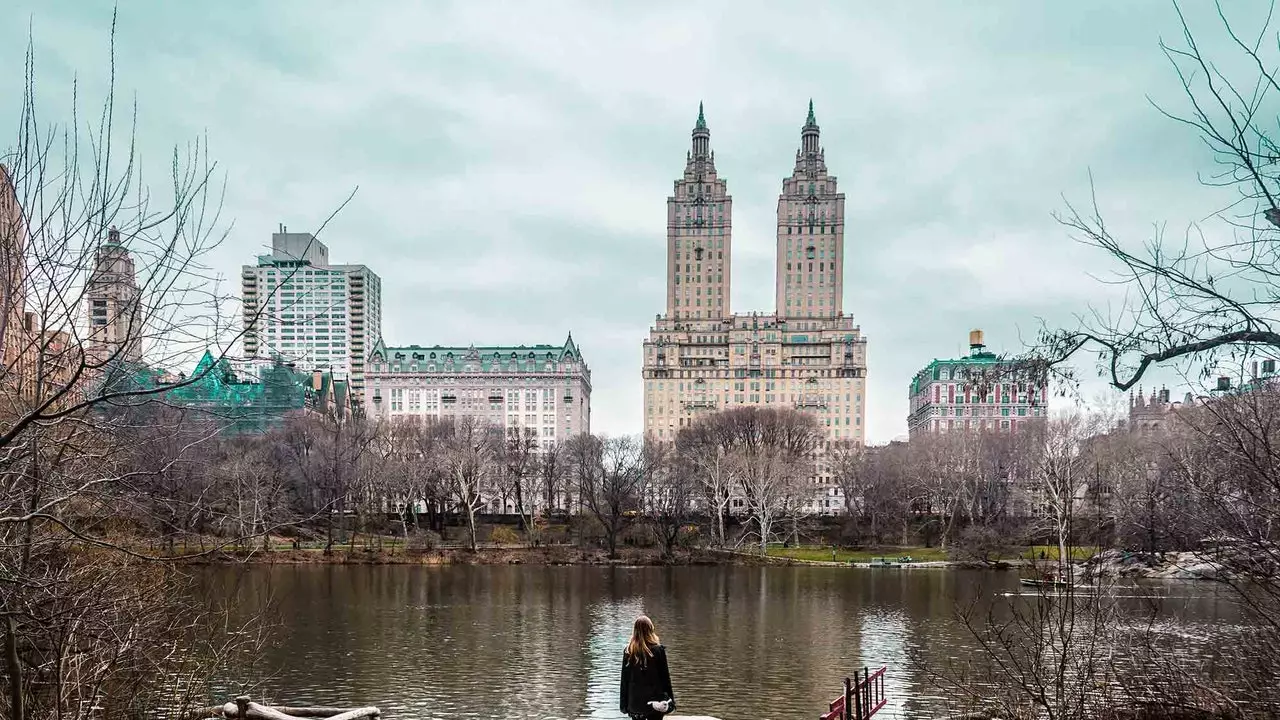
left=203, top=565, right=1245, bottom=720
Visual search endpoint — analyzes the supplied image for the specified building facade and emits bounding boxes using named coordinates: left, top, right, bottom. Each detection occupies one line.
left=641, top=103, right=868, bottom=514
left=0, top=164, right=28, bottom=381
left=906, top=330, right=1047, bottom=437
left=241, top=227, right=382, bottom=401
left=85, top=226, right=142, bottom=365
left=365, top=334, right=591, bottom=451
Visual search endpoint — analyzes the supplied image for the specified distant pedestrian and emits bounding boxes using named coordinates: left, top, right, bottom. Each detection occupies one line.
left=620, top=614, right=676, bottom=719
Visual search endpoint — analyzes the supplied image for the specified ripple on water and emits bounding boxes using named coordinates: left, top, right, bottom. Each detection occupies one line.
left=196, top=565, right=1251, bottom=720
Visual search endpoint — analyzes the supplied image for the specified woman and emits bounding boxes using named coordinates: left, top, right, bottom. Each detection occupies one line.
left=619, top=615, right=676, bottom=719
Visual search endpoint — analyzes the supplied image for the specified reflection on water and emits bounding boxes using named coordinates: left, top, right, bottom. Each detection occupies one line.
left=583, top=598, right=643, bottom=720
left=859, top=609, right=907, bottom=719
left=200, top=566, right=1243, bottom=720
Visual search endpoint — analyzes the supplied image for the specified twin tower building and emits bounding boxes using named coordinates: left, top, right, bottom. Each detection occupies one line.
left=642, top=103, right=869, bottom=455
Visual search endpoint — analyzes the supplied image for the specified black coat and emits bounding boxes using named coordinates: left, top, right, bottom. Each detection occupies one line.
left=619, top=645, right=676, bottom=716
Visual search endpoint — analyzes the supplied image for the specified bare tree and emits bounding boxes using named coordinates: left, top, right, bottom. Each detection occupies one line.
left=440, top=416, right=500, bottom=552
left=1032, top=3, right=1280, bottom=394
left=538, top=441, right=565, bottom=518
left=676, top=417, right=735, bottom=547
left=0, top=20, right=348, bottom=718
left=719, top=407, right=821, bottom=556
left=642, top=440, right=695, bottom=560
left=500, top=425, right=540, bottom=545
left=569, top=433, right=643, bottom=559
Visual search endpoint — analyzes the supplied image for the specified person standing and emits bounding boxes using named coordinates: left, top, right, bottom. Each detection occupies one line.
left=619, top=615, right=676, bottom=719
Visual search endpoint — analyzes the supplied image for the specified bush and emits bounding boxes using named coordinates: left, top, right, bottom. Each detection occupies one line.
left=953, top=525, right=1016, bottom=565
left=406, top=531, right=441, bottom=551
left=677, top=524, right=701, bottom=549
left=620, top=524, right=656, bottom=548
left=489, top=526, right=521, bottom=545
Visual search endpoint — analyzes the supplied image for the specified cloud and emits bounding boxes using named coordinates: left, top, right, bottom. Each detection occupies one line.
left=0, top=0, right=1263, bottom=442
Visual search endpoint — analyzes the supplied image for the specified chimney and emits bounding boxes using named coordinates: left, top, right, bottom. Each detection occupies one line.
left=969, top=329, right=985, bottom=355
left=1253, top=360, right=1260, bottom=379
left=312, top=370, right=323, bottom=390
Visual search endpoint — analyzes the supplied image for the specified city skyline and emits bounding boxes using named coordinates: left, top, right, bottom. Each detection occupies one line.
left=0, top=1, right=1251, bottom=442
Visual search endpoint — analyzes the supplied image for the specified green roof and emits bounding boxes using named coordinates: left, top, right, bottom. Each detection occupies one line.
left=909, top=351, right=1009, bottom=396
left=369, top=334, right=585, bottom=374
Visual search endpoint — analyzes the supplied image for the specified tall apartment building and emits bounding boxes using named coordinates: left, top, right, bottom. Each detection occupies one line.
left=85, top=226, right=142, bottom=365
left=642, top=103, right=868, bottom=513
left=241, top=227, right=382, bottom=400
left=906, top=330, right=1048, bottom=437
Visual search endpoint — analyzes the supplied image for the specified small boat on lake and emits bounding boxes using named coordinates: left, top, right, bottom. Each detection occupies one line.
left=1018, top=577, right=1076, bottom=589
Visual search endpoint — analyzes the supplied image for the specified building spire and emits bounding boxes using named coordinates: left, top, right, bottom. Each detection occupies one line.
left=800, top=99, right=820, bottom=156
left=690, top=102, right=711, bottom=160
left=696, top=101, right=706, bottom=130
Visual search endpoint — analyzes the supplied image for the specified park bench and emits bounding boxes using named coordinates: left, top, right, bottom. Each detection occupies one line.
left=820, top=666, right=887, bottom=720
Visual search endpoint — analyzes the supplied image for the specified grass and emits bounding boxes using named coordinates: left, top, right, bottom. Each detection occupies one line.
left=766, top=545, right=951, bottom=563
left=1022, top=545, right=1100, bottom=562
left=766, top=544, right=1102, bottom=564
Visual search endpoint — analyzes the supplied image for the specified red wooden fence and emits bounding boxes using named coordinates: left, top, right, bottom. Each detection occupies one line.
left=820, top=666, right=886, bottom=720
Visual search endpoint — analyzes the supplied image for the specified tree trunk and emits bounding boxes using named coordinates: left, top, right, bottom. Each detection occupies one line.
left=465, top=505, right=478, bottom=552
left=4, top=613, right=23, bottom=720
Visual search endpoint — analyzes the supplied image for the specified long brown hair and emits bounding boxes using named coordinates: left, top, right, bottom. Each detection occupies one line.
left=624, top=615, right=661, bottom=665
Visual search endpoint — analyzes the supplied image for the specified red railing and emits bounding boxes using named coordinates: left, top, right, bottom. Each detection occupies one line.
left=820, top=666, right=887, bottom=720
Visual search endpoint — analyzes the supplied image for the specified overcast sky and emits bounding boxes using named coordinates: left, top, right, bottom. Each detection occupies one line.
left=1, top=1, right=1266, bottom=442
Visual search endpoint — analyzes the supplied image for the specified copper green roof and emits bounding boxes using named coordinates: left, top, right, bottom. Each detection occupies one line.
left=909, top=351, right=1007, bottom=396
left=98, top=351, right=321, bottom=434
left=696, top=102, right=706, bottom=130
left=806, top=99, right=816, bottom=126
left=368, top=334, right=585, bottom=373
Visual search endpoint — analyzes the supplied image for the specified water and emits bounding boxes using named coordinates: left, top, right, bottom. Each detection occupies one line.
left=201, top=565, right=1244, bottom=720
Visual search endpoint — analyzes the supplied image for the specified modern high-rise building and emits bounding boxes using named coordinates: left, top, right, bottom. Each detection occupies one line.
left=641, top=103, right=868, bottom=513
left=906, top=330, right=1048, bottom=437
left=85, top=226, right=142, bottom=365
left=241, top=227, right=382, bottom=401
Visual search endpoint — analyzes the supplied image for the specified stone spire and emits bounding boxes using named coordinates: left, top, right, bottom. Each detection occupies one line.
left=794, top=100, right=825, bottom=174
left=691, top=101, right=711, bottom=159
left=696, top=101, right=707, bottom=130
left=801, top=99, right=820, bottom=155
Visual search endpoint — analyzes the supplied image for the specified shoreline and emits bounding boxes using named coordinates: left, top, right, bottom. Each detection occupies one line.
left=177, top=544, right=1005, bottom=569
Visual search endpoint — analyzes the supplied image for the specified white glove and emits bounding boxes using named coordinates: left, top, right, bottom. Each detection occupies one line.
left=648, top=700, right=670, bottom=713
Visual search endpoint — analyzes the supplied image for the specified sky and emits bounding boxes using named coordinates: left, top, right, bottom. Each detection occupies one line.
left=0, top=1, right=1268, bottom=442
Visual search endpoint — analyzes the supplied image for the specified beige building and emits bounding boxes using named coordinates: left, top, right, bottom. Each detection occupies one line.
left=365, top=336, right=590, bottom=514
left=85, top=226, right=142, bottom=365
left=642, top=103, right=868, bottom=512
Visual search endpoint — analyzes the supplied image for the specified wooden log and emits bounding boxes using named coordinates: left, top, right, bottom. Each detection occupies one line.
left=271, top=709, right=360, bottom=718
left=181, top=706, right=225, bottom=719
left=245, top=702, right=379, bottom=720
left=247, top=702, right=306, bottom=720
left=317, top=708, right=379, bottom=720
